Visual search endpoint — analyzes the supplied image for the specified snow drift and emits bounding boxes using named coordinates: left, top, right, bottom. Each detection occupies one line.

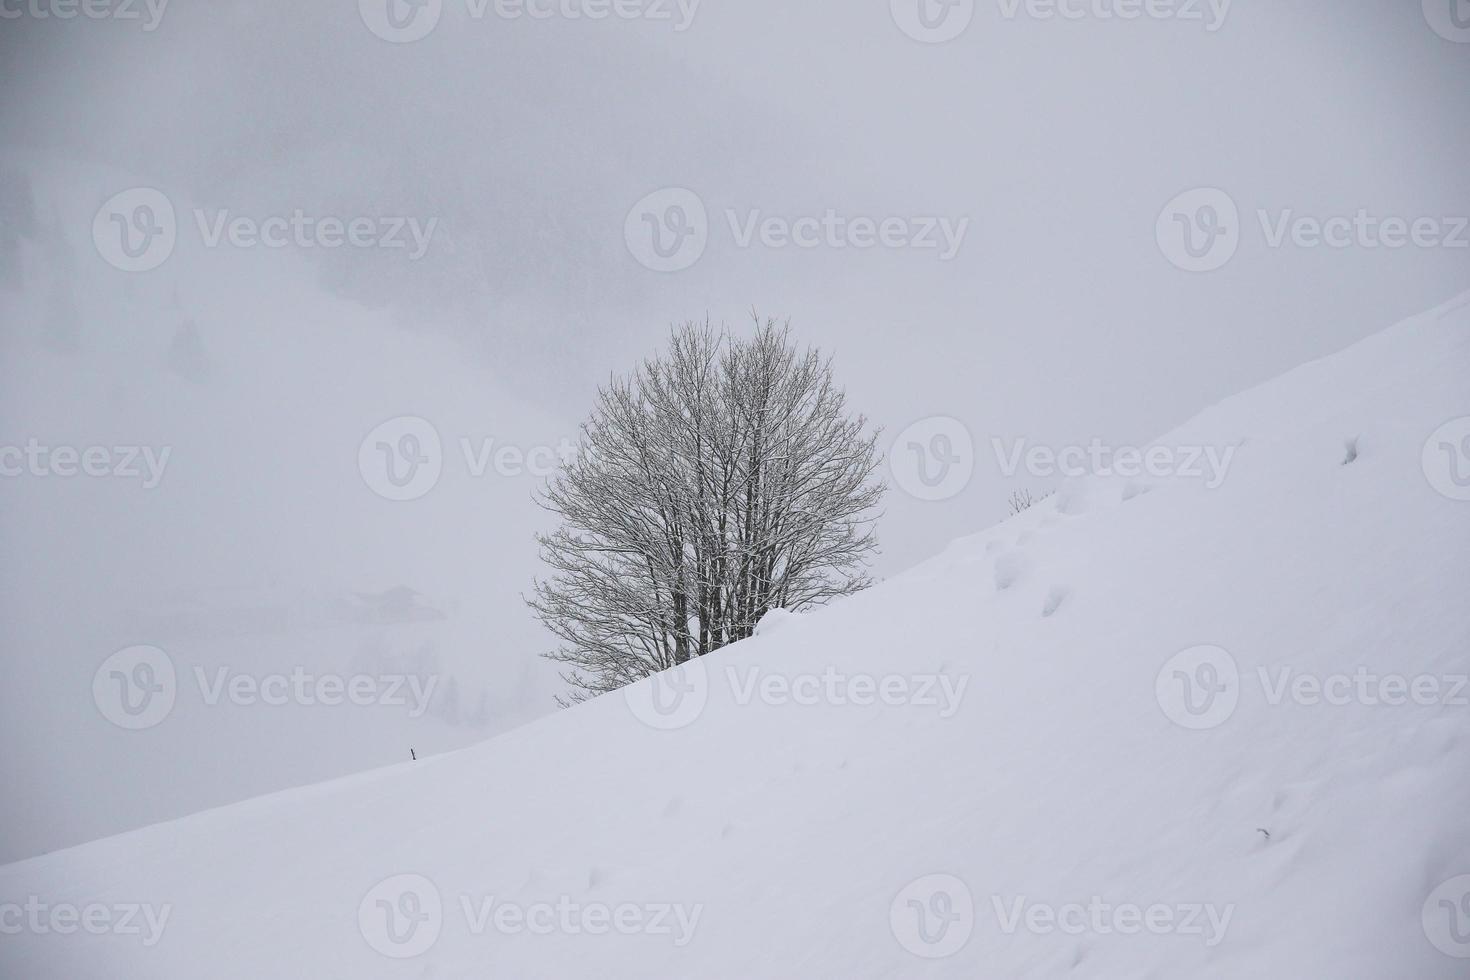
left=2, top=292, right=1469, bottom=978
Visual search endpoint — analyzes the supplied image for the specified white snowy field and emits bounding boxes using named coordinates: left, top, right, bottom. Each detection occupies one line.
left=2, top=292, right=1467, bottom=977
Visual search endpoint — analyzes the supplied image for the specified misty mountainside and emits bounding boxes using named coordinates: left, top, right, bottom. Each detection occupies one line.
left=0, top=153, right=566, bottom=863
left=3, top=292, right=1468, bottom=978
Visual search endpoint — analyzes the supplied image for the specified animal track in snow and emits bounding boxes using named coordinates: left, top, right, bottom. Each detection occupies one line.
left=994, top=553, right=1025, bottom=592
left=1054, top=488, right=1088, bottom=515
left=1041, top=586, right=1069, bottom=618
left=1121, top=481, right=1150, bottom=502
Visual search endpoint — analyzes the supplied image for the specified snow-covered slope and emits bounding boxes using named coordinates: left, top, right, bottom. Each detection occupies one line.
left=3, top=294, right=1469, bottom=978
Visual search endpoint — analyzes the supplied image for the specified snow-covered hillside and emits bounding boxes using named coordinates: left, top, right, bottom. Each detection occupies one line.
left=3, top=292, right=1468, bottom=977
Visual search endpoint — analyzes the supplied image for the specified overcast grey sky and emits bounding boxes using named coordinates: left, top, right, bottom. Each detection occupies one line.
left=1, top=0, right=1467, bottom=858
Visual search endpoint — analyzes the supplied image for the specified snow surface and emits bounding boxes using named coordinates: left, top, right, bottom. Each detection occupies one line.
left=2, top=293, right=1469, bottom=977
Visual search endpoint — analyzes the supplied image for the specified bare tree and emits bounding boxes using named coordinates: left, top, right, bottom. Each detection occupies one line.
left=529, top=317, right=884, bottom=705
